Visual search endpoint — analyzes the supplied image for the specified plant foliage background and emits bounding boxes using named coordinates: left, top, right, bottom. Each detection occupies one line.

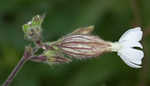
left=0, top=0, right=150, bottom=86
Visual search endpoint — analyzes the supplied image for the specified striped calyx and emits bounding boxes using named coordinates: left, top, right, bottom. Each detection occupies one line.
left=56, top=35, right=111, bottom=59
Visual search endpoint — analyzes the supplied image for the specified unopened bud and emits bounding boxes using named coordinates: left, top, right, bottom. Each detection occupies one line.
left=22, top=15, right=44, bottom=41
left=43, top=50, right=71, bottom=64
left=30, top=55, right=47, bottom=62
left=47, top=56, right=71, bottom=64
left=56, top=35, right=111, bottom=59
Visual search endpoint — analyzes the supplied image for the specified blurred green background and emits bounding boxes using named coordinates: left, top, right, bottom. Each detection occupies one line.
left=0, top=0, right=150, bottom=86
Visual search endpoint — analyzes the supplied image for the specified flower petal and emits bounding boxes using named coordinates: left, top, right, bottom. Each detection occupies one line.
left=119, top=27, right=143, bottom=42
left=120, top=41, right=143, bottom=49
left=117, top=48, right=144, bottom=68
left=118, top=51, right=142, bottom=68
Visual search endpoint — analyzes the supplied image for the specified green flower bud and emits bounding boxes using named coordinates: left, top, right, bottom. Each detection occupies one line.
left=43, top=50, right=71, bottom=64
left=22, top=15, right=44, bottom=41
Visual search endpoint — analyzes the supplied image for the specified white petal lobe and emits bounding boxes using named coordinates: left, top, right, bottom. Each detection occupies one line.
left=118, top=51, right=142, bottom=68
left=120, top=41, right=143, bottom=49
left=119, top=27, right=143, bottom=42
left=118, top=48, right=143, bottom=65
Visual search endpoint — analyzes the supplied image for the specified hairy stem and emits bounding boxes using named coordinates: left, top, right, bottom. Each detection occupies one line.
left=2, top=57, right=27, bottom=86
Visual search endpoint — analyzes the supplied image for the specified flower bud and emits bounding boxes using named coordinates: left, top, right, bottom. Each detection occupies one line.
left=56, top=35, right=111, bottom=59
left=47, top=56, right=72, bottom=64
left=43, top=50, right=71, bottom=64
left=30, top=55, right=47, bottom=62
left=22, top=15, right=44, bottom=41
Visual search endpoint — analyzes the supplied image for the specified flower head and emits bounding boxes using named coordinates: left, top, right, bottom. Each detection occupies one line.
left=45, top=26, right=144, bottom=68
left=110, top=27, right=144, bottom=68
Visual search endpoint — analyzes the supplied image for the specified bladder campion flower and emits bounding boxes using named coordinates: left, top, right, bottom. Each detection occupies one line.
left=49, top=26, right=144, bottom=68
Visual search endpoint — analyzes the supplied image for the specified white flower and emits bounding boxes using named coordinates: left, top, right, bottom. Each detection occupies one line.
left=110, top=27, right=144, bottom=68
